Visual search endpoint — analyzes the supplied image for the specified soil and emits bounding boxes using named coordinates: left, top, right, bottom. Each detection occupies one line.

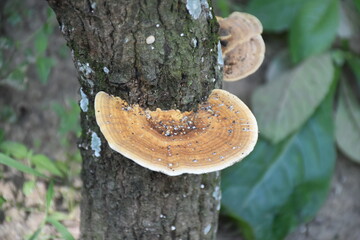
left=1, top=1, right=360, bottom=240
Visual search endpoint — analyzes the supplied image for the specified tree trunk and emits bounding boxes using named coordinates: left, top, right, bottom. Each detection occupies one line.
left=47, top=0, right=223, bottom=239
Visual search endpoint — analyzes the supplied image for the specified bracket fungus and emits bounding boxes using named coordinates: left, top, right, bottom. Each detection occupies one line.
left=95, top=89, right=258, bottom=176
left=217, top=12, right=265, bottom=81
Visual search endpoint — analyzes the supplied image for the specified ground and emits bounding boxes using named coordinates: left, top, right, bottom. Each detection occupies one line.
left=0, top=1, right=360, bottom=239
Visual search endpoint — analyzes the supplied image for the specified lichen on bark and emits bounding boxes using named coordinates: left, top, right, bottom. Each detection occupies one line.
left=47, top=0, right=223, bottom=239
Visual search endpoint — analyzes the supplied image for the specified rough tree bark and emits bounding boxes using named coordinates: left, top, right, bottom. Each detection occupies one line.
left=47, top=0, right=223, bottom=239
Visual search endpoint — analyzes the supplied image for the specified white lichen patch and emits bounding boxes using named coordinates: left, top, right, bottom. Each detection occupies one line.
left=91, top=2, right=97, bottom=10
left=80, top=88, right=89, bottom=112
left=203, top=224, right=212, bottom=235
left=217, top=41, right=224, bottom=65
left=212, top=185, right=221, bottom=211
left=77, top=62, right=93, bottom=77
left=85, top=79, right=94, bottom=94
left=201, top=0, right=209, bottom=9
left=60, top=24, right=66, bottom=34
left=171, top=226, right=176, bottom=231
left=192, top=38, right=198, bottom=48
left=186, top=0, right=201, bottom=19
left=202, top=0, right=212, bottom=19
left=103, top=66, right=109, bottom=74
left=186, top=0, right=211, bottom=19
left=91, top=132, right=101, bottom=157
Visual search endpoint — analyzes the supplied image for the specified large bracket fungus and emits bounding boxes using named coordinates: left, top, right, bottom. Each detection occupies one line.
left=95, top=89, right=258, bottom=176
left=217, top=12, right=265, bottom=81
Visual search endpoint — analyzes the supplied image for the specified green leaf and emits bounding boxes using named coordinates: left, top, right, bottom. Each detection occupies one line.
left=46, top=7, right=56, bottom=20
left=335, top=80, right=360, bottom=163
left=23, top=180, right=36, bottom=196
left=347, top=54, right=360, bottom=84
left=252, top=53, right=334, bottom=143
left=27, top=228, right=42, bottom=240
left=222, top=88, right=336, bottom=240
left=3, top=66, right=27, bottom=90
left=354, top=0, right=360, bottom=13
left=42, top=22, right=54, bottom=36
left=247, top=0, right=304, bottom=32
left=0, top=141, right=29, bottom=159
left=0, top=129, right=5, bottom=143
left=0, top=153, right=45, bottom=178
left=331, top=49, right=346, bottom=66
left=34, top=31, right=48, bottom=55
left=46, top=217, right=75, bottom=240
left=30, top=154, right=63, bottom=177
left=49, top=211, right=70, bottom=221
left=216, top=0, right=231, bottom=17
left=35, top=56, right=55, bottom=84
left=54, top=161, right=70, bottom=176
left=0, top=106, right=17, bottom=123
left=289, top=0, right=340, bottom=63
left=0, top=195, right=6, bottom=208
left=46, top=181, right=54, bottom=213
left=52, top=101, right=81, bottom=146
left=265, top=50, right=294, bottom=82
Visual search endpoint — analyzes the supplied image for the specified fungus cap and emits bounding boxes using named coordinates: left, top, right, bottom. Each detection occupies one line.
left=95, top=89, right=258, bottom=176
left=217, top=12, right=265, bottom=81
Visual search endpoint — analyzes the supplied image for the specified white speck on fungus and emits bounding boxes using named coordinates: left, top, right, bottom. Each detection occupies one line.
left=146, top=35, right=155, bottom=44
left=203, top=224, right=212, bottom=235
left=91, top=132, right=101, bottom=157
left=80, top=88, right=89, bottom=112
left=103, top=67, right=109, bottom=74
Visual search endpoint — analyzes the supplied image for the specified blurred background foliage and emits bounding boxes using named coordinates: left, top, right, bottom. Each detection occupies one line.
left=0, top=0, right=359, bottom=239
left=218, top=0, right=360, bottom=239
left=0, top=0, right=80, bottom=239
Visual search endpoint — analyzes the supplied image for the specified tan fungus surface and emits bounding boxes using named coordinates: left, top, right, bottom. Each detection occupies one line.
left=95, top=89, right=258, bottom=176
left=217, top=12, right=265, bottom=81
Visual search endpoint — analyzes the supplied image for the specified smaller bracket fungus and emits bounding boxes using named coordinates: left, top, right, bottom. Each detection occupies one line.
left=217, top=12, right=265, bottom=81
left=95, top=89, right=258, bottom=176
